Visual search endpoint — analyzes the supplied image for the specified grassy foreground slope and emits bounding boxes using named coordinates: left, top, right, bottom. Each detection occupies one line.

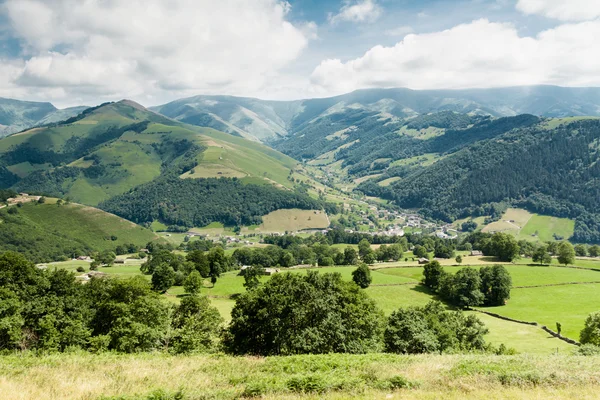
left=1, top=353, right=599, bottom=400
left=0, top=200, right=158, bottom=262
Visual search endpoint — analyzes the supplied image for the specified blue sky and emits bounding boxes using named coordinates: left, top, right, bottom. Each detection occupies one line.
left=0, top=0, right=599, bottom=107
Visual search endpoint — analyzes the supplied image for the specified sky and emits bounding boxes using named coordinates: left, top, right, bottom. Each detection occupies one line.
left=0, top=0, right=599, bottom=108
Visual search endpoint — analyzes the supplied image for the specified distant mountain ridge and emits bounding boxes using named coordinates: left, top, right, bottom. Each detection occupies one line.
left=0, top=97, right=87, bottom=136
left=153, top=86, right=600, bottom=142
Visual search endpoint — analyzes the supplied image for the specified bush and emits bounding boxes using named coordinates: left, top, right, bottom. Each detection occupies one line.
left=576, top=344, right=600, bottom=356
left=580, top=311, right=600, bottom=346
left=286, top=375, right=327, bottom=394
left=76, top=266, right=86, bottom=273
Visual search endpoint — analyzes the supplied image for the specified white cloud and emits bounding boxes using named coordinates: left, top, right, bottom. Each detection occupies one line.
left=516, top=0, right=600, bottom=21
left=1, top=0, right=311, bottom=107
left=329, top=0, right=382, bottom=24
left=310, top=19, right=600, bottom=94
left=385, top=26, right=414, bottom=37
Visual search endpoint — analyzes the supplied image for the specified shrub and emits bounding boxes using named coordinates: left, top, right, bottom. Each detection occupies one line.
left=580, top=311, right=600, bottom=346
left=76, top=266, right=86, bottom=273
left=286, top=375, right=327, bottom=394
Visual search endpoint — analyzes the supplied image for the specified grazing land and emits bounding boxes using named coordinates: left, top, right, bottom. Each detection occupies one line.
left=481, top=208, right=574, bottom=242
left=258, top=209, right=330, bottom=232
left=50, top=255, right=600, bottom=354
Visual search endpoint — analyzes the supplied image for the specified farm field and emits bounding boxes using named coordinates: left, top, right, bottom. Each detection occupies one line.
left=2, top=352, right=599, bottom=400
left=258, top=209, right=330, bottom=232
left=480, top=208, right=574, bottom=242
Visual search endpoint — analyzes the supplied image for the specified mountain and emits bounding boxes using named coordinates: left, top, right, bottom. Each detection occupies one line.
left=0, top=98, right=87, bottom=136
left=0, top=196, right=159, bottom=263
left=355, top=116, right=600, bottom=243
left=153, top=86, right=600, bottom=143
left=0, top=100, right=331, bottom=229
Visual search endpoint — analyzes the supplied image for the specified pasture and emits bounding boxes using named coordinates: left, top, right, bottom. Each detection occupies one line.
left=480, top=208, right=575, bottom=242
left=49, top=254, right=600, bottom=354
left=258, top=209, right=330, bottom=232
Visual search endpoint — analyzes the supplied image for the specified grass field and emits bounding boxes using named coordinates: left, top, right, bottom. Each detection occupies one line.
left=258, top=209, right=330, bottom=232
left=49, top=253, right=600, bottom=354
left=480, top=208, right=574, bottom=242
left=2, top=352, right=599, bottom=400
left=16, top=201, right=159, bottom=251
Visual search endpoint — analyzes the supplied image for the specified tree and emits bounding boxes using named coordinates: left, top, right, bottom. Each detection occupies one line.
left=363, top=251, right=376, bottom=264
left=97, top=250, right=116, bottom=266
left=384, top=301, right=488, bottom=354
left=352, top=263, right=372, bottom=288
left=455, top=255, right=463, bottom=265
left=86, top=276, right=171, bottom=352
left=358, top=239, right=371, bottom=259
left=532, top=245, right=552, bottom=265
left=557, top=242, right=576, bottom=266
left=580, top=311, right=600, bottom=346
left=575, top=244, right=588, bottom=257
left=242, top=266, right=264, bottom=291
left=187, top=250, right=210, bottom=277
left=479, top=265, right=512, bottom=306
left=422, top=261, right=445, bottom=291
left=170, top=295, right=223, bottom=354
left=489, top=233, right=520, bottom=262
left=183, top=271, right=203, bottom=295
left=343, top=247, right=358, bottom=265
left=151, top=264, right=176, bottom=292
left=452, top=267, right=484, bottom=308
left=413, top=245, right=428, bottom=259
left=589, top=245, right=600, bottom=258
left=461, top=221, right=478, bottom=232
left=37, top=196, right=46, bottom=204
left=224, top=271, right=384, bottom=355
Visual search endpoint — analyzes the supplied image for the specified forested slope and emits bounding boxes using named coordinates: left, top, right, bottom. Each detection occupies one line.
left=359, top=118, right=600, bottom=242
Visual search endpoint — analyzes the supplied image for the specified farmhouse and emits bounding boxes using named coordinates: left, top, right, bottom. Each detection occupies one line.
left=471, top=250, right=483, bottom=256
left=418, top=258, right=430, bottom=265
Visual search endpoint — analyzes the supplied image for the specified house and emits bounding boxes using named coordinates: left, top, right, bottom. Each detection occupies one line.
left=418, top=258, right=430, bottom=265
left=139, top=248, right=149, bottom=253
left=76, top=256, right=91, bottom=261
left=471, top=250, right=483, bottom=256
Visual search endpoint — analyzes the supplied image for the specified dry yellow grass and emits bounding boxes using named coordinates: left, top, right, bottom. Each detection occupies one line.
left=1, top=353, right=600, bottom=400
left=482, top=208, right=533, bottom=234
left=258, top=209, right=330, bottom=232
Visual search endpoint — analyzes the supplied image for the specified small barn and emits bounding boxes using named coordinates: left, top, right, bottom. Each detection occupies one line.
left=418, top=258, right=430, bottom=265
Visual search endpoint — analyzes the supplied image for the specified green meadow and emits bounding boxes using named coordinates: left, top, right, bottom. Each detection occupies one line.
left=52, top=255, right=600, bottom=355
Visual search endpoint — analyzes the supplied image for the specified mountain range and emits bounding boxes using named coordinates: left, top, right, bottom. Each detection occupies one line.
left=0, top=97, right=87, bottom=137
left=2, top=85, right=600, bottom=243
left=153, top=86, right=600, bottom=142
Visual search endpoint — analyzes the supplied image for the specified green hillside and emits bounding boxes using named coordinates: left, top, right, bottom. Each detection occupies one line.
left=0, top=200, right=159, bottom=262
left=0, top=100, right=332, bottom=228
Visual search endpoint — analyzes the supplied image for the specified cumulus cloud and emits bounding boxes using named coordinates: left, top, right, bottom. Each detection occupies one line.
left=329, top=0, right=382, bottom=24
left=1, top=0, right=311, bottom=106
left=310, top=18, right=600, bottom=94
left=516, top=0, right=600, bottom=21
